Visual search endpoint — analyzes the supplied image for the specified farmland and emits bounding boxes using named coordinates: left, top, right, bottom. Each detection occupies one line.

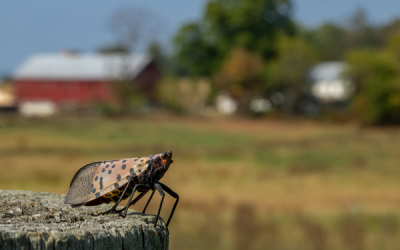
left=1, top=115, right=400, bottom=249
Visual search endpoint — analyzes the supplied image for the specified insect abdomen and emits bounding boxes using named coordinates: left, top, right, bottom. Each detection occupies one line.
left=100, top=182, right=136, bottom=203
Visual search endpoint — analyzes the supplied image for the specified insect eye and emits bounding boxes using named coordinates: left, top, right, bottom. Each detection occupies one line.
left=162, top=152, right=168, bottom=159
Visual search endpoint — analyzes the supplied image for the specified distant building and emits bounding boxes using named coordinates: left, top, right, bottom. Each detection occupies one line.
left=0, top=83, right=17, bottom=113
left=309, top=62, right=353, bottom=103
left=13, top=52, right=160, bottom=116
left=216, top=92, right=237, bottom=115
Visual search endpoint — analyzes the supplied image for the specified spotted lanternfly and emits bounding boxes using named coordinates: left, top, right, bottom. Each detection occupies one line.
left=65, top=150, right=178, bottom=230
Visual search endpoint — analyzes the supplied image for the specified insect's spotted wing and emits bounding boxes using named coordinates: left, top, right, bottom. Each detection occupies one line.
left=91, top=157, right=152, bottom=199
left=66, top=156, right=153, bottom=206
left=65, top=161, right=102, bottom=206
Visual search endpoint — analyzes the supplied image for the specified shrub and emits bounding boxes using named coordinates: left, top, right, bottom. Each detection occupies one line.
left=346, top=49, right=400, bottom=125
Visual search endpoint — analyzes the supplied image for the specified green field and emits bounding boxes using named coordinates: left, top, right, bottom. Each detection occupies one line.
left=1, top=115, right=400, bottom=249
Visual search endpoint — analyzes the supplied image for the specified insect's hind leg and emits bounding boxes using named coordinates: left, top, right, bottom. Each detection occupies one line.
left=120, top=184, right=150, bottom=218
left=115, top=190, right=148, bottom=213
left=142, top=189, right=156, bottom=214
left=96, top=177, right=133, bottom=216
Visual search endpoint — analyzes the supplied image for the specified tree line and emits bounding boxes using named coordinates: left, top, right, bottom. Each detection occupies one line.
left=103, top=0, right=400, bottom=125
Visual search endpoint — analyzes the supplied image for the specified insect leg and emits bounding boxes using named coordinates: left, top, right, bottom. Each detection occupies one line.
left=115, top=190, right=148, bottom=213
left=117, top=188, right=155, bottom=214
left=97, top=176, right=133, bottom=216
left=120, top=184, right=150, bottom=218
left=142, top=189, right=156, bottom=213
left=153, top=183, right=165, bottom=229
left=159, top=182, right=179, bottom=227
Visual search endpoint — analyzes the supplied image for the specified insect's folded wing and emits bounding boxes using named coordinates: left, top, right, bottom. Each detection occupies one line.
left=65, top=157, right=151, bottom=206
left=65, top=162, right=100, bottom=205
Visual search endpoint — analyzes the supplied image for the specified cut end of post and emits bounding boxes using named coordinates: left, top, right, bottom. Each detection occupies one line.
left=0, top=190, right=169, bottom=250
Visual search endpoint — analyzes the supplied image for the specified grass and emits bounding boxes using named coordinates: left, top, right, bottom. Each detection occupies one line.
left=1, top=114, right=400, bottom=249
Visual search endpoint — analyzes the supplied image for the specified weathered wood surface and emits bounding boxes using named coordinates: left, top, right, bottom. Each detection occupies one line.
left=0, top=190, right=168, bottom=250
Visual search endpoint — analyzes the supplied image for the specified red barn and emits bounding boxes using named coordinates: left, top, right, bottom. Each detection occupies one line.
left=13, top=52, right=159, bottom=115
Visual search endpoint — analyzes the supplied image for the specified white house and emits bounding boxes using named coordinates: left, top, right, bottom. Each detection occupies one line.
left=309, top=61, right=353, bottom=102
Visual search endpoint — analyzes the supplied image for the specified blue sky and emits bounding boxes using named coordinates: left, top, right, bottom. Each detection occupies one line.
left=1, top=0, right=400, bottom=77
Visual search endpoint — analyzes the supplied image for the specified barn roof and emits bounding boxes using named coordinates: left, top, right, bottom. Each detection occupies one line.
left=13, top=53, right=151, bottom=80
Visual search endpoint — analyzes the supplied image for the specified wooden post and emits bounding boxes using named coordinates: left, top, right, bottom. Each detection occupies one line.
left=0, top=190, right=168, bottom=250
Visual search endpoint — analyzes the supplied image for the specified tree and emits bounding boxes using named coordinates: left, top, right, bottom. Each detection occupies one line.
left=347, top=8, right=378, bottom=49
left=301, top=22, right=348, bottom=61
left=173, top=23, right=221, bottom=76
left=299, top=8, right=382, bottom=62
left=377, top=19, right=400, bottom=47
left=266, top=36, right=319, bottom=113
left=385, top=31, right=400, bottom=62
left=346, top=49, right=400, bottom=125
left=173, top=0, right=295, bottom=77
left=108, top=7, right=163, bottom=52
left=101, top=7, right=164, bottom=114
left=204, top=0, right=294, bottom=58
left=97, top=44, right=130, bottom=55
left=215, top=48, right=264, bottom=111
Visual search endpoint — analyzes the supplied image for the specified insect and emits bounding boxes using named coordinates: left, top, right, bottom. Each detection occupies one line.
left=65, top=150, right=179, bottom=231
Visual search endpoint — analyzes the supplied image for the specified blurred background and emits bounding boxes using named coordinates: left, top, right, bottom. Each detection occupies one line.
left=1, top=0, right=400, bottom=249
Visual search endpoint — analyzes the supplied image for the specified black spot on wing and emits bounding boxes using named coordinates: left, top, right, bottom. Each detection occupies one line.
left=99, top=177, right=103, bottom=190
left=108, top=170, right=112, bottom=174
left=122, top=164, right=126, bottom=170
left=116, top=174, right=121, bottom=181
left=95, top=192, right=100, bottom=198
left=114, top=183, right=119, bottom=188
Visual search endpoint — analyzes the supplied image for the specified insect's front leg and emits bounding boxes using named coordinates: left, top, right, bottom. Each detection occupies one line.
left=158, top=182, right=179, bottom=227
left=153, top=183, right=165, bottom=230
